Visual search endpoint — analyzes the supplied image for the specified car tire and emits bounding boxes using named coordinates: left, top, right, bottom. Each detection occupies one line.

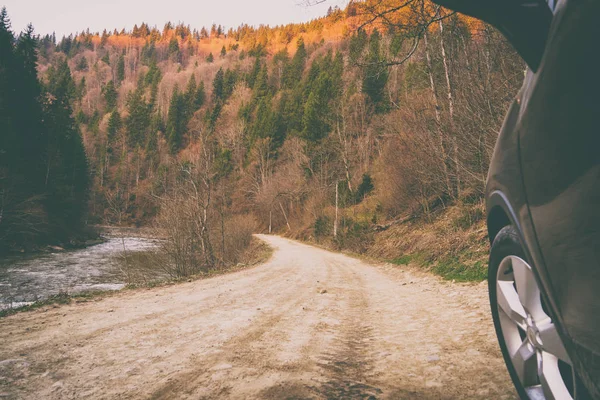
left=489, top=225, right=583, bottom=400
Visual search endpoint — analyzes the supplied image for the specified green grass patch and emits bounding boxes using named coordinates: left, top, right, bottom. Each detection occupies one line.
left=390, top=251, right=487, bottom=282
left=390, top=255, right=412, bottom=265
left=432, top=257, right=487, bottom=282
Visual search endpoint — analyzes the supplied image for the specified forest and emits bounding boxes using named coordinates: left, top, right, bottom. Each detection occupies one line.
left=0, top=1, right=524, bottom=278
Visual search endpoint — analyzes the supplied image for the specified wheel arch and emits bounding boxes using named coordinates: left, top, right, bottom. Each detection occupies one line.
left=486, top=190, right=522, bottom=245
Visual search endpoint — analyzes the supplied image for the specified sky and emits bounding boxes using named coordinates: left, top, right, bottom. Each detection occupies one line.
left=2, top=0, right=348, bottom=39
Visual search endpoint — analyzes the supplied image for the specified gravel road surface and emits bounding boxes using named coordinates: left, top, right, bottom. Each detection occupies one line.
left=0, top=235, right=515, bottom=399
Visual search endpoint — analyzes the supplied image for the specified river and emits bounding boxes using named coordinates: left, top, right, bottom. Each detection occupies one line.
left=0, top=237, right=160, bottom=309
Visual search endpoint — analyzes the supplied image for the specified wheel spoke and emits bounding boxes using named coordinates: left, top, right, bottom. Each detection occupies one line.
left=512, top=339, right=538, bottom=387
left=511, top=257, right=545, bottom=319
left=538, top=318, right=571, bottom=364
left=497, top=281, right=527, bottom=329
left=539, top=351, right=573, bottom=400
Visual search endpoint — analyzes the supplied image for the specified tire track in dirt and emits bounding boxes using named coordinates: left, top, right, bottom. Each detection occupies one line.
left=313, top=259, right=382, bottom=400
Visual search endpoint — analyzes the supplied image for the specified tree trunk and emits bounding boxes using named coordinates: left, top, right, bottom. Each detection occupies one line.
left=279, top=201, right=291, bottom=231
left=438, top=19, right=460, bottom=199
left=424, top=30, right=453, bottom=199
left=334, top=181, right=339, bottom=238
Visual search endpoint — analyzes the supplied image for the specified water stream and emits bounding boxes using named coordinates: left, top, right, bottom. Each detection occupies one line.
left=0, top=237, right=160, bottom=309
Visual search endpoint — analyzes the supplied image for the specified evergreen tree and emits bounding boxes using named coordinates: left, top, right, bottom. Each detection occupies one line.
left=283, top=37, right=306, bottom=89
left=100, top=29, right=109, bottom=47
left=116, top=54, right=125, bottom=84
left=206, top=52, right=214, bottom=63
left=43, top=58, right=90, bottom=239
left=247, top=56, right=261, bottom=89
left=107, top=110, right=122, bottom=142
left=166, top=85, right=186, bottom=152
left=0, top=6, right=17, bottom=197
left=76, top=76, right=86, bottom=100
left=220, top=45, right=227, bottom=58
left=144, top=58, right=161, bottom=88
left=194, top=80, right=206, bottom=108
left=356, top=174, right=374, bottom=201
left=168, top=37, right=180, bottom=62
left=184, top=74, right=197, bottom=112
left=302, top=73, right=332, bottom=142
left=200, top=27, right=208, bottom=39
left=102, top=80, right=118, bottom=112
left=212, top=68, right=225, bottom=102
left=223, top=68, right=237, bottom=99
left=141, top=41, right=156, bottom=65
left=101, top=52, right=110, bottom=65
left=253, top=65, right=269, bottom=101
left=75, top=55, right=88, bottom=71
left=14, top=24, right=46, bottom=188
left=362, top=30, right=389, bottom=114
left=125, top=87, right=150, bottom=147
left=349, top=29, right=368, bottom=64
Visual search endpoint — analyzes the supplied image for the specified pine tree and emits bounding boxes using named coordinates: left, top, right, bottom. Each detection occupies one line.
left=220, top=45, right=226, bottom=58
left=0, top=6, right=16, bottom=191
left=283, top=37, right=307, bottom=89
left=362, top=29, right=389, bottom=114
left=14, top=24, right=46, bottom=188
left=349, top=29, right=368, bottom=64
left=107, top=110, right=122, bottom=142
left=184, top=74, right=198, bottom=119
left=302, top=73, right=332, bottom=142
left=212, top=68, right=225, bottom=102
left=125, top=87, right=150, bottom=147
left=253, top=65, right=269, bottom=101
left=100, top=29, right=109, bottom=47
left=102, top=80, right=118, bottom=112
left=46, top=58, right=76, bottom=100
left=223, top=68, right=237, bottom=99
left=200, top=27, right=208, bottom=39
left=116, top=54, right=125, bottom=84
left=75, top=55, right=88, bottom=71
left=76, top=76, right=86, bottom=100
left=166, top=85, right=186, bottom=153
left=168, top=37, right=180, bottom=63
left=194, top=80, right=206, bottom=108
left=43, top=58, right=90, bottom=238
left=247, top=56, right=262, bottom=89
left=206, top=52, right=214, bottom=63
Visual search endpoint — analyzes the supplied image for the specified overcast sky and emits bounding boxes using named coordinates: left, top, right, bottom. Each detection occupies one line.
left=2, top=0, right=347, bottom=39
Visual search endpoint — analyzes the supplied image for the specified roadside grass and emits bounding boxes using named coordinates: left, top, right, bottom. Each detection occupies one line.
left=118, top=237, right=273, bottom=288
left=389, top=251, right=487, bottom=282
left=0, top=291, right=111, bottom=318
left=0, top=238, right=274, bottom=319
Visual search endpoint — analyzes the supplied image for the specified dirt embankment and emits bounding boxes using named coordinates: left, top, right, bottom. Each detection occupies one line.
left=0, top=235, right=515, bottom=399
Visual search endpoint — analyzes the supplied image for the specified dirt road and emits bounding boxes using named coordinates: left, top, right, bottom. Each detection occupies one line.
left=0, top=235, right=515, bottom=399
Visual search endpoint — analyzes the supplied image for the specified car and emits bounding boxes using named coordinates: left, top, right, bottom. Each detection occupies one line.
left=429, top=0, right=600, bottom=399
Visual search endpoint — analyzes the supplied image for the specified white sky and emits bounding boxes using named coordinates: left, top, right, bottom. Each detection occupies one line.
left=2, top=0, right=347, bottom=39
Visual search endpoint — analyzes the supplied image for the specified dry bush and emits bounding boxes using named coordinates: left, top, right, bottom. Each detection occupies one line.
left=116, top=250, right=168, bottom=286
left=153, top=183, right=258, bottom=277
left=216, top=214, right=257, bottom=265
left=154, top=191, right=207, bottom=277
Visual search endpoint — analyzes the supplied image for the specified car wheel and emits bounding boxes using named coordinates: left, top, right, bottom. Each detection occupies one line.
left=489, top=226, right=577, bottom=400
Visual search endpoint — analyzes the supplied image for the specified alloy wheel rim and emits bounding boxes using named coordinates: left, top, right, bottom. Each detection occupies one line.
left=496, top=256, right=574, bottom=400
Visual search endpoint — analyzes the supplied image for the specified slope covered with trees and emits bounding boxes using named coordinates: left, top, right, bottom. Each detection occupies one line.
left=1, top=1, right=524, bottom=277
left=0, top=8, right=89, bottom=253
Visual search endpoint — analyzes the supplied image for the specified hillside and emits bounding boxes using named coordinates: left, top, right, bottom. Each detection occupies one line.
left=1, top=2, right=524, bottom=278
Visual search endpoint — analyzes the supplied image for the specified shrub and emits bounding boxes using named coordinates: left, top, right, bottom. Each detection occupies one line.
left=314, top=215, right=331, bottom=240
left=218, top=214, right=257, bottom=265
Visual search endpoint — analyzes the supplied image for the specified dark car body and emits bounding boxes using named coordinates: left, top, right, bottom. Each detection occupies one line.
left=432, top=0, right=600, bottom=397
